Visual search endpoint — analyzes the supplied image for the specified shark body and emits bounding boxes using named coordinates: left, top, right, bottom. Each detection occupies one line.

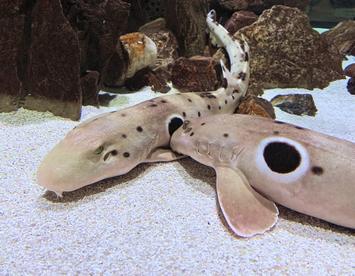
left=37, top=10, right=250, bottom=196
left=170, top=114, right=355, bottom=237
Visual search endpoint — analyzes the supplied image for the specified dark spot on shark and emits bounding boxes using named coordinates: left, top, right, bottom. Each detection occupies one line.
left=201, top=123, right=206, bottom=126
left=275, top=121, right=285, bottom=125
left=207, top=105, right=211, bottom=110
left=263, top=142, right=301, bottom=174
left=219, top=106, right=221, bottom=110
left=123, top=152, right=130, bottom=158
left=103, top=149, right=118, bottom=161
left=273, top=131, right=280, bottom=135
left=223, top=133, right=229, bottom=138
left=198, top=111, right=201, bottom=117
left=121, top=113, right=127, bottom=117
left=245, top=52, right=249, bottom=62
left=232, top=95, right=235, bottom=100
left=188, top=98, right=192, bottom=103
left=122, top=134, right=127, bottom=138
left=225, top=100, right=228, bottom=104
left=240, top=42, right=245, bottom=51
left=149, top=103, right=158, bottom=107
left=233, top=89, right=239, bottom=94
left=111, top=150, right=118, bottom=156
left=238, top=72, right=246, bottom=81
left=137, top=126, right=143, bottom=132
left=161, top=100, right=167, bottom=103
left=182, top=112, right=186, bottom=117
left=222, top=78, right=228, bottom=88
left=190, top=132, right=195, bottom=137
left=312, top=166, right=324, bottom=175
left=168, top=117, right=184, bottom=136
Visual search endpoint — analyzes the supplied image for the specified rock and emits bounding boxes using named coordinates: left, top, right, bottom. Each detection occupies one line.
left=322, top=21, right=355, bottom=57
left=218, top=0, right=309, bottom=12
left=236, top=95, right=275, bottom=118
left=171, top=56, right=223, bottom=92
left=139, top=18, right=179, bottom=69
left=270, top=94, right=317, bottom=116
left=81, top=71, right=100, bottom=106
left=166, top=0, right=208, bottom=57
left=224, top=11, right=258, bottom=34
left=344, top=63, right=355, bottom=78
left=25, top=0, right=82, bottom=120
left=234, top=5, right=344, bottom=95
left=347, top=78, right=355, bottom=95
left=0, top=1, right=24, bottom=112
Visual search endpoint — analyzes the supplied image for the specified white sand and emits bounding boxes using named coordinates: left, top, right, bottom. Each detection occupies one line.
left=1, top=57, right=354, bottom=275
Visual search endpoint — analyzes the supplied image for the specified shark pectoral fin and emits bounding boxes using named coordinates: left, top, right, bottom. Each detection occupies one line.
left=215, top=166, right=279, bottom=238
left=144, top=148, right=186, bottom=163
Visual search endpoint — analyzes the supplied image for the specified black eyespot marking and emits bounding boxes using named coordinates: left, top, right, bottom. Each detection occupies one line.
left=198, top=111, right=201, bottom=117
left=225, top=100, right=228, bottom=105
left=190, top=132, right=194, bottom=137
left=137, top=126, right=143, bottom=132
left=223, top=133, right=229, bottom=138
left=123, top=152, right=130, bottom=158
left=275, top=121, right=285, bottom=125
left=207, top=105, right=211, bottom=110
left=273, top=131, right=280, bottom=135
left=263, top=142, right=301, bottom=174
left=168, top=117, right=184, bottom=136
left=161, top=100, right=167, bottom=103
left=182, top=112, right=186, bottom=117
left=188, top=98, right=192, bottom=103
left=312, top=166, right=324, bottom=175
left=122, top=134, right=127, bottom=138
left=201, top=123, right=206, bottom=126
left=218, top=106, right=221, bottom=110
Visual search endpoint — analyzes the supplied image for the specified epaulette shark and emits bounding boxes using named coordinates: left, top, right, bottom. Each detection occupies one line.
left=171, top=114, right=355, bottom=237
left=37, top=10, right=250, bottom=196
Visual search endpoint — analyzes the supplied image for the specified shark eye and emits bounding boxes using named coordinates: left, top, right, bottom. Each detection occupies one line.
left=95, top=146, right=104, bottom=155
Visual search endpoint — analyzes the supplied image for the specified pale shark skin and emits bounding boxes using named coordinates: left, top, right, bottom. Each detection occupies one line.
left=37, top=10, right=250, bottom=196
left=170, top=114, right=355, bottom=237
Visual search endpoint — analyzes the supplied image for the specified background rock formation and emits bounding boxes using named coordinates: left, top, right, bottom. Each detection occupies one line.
left=234, top=5, right=344, bottom=95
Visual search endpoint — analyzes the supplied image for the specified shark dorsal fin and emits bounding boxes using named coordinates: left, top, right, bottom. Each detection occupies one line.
left=216, top=166, right=279, bottom=237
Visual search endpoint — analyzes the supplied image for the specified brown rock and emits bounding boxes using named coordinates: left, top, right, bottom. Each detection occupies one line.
left=270, top=94, right=317, bottom=116
left=0, top=1, right=24, bottom=112
left=322, top=21, right=355, bottom=57
left=218, top=0, right=309, bottom=12
left=23, top=0, right=82, bottom=120
left=344, top=63, right=355, bottom=78
left=235, top=5, right=344, bottom=95
left=236, top=95, right=275, bottom=118
left=171, top=56, right=223, bottom=92
left=218, top=0, right=262, bottom=12
left=347, top=78, right=355, bottom=95
left=224, top=11, right=258, bottom=34
left=81, top=71, right=100, bottom=106
left=165, top=0, right=208, bottom=57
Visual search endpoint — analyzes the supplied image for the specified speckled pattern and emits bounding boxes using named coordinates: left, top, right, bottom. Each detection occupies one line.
left=1, top=58, right=355, bottom=275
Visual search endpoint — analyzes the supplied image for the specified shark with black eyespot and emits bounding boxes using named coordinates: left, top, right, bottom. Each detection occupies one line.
left=170, top=114, right=355, bottom=237
left=36, top=10, right=250, bottom=197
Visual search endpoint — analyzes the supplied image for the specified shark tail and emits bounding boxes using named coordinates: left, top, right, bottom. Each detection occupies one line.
left=206, top=10, right=250, bottom=97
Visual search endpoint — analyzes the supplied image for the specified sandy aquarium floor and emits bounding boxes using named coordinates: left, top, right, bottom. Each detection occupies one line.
left=1, top=57, right=355, bottom=275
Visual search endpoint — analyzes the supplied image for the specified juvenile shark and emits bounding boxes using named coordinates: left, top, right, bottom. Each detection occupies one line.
left=170, top=114, right=355, bottom=237
left=37, top=10, right=250, bottom=196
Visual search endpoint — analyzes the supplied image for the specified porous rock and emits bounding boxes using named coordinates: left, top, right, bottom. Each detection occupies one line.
left=81, top=71, right=100, bottom=106
left=218, top=0, right=309, bottom=12
left=224, top=11, right=258, bottom=34
left=166, top=0, right=208, bottom=57
left=235, top=5, right=344, bottom=95
left=171, top=56, right=223, bottom=92
left=236, top=95, right=275, bottom=118
left=24, top=0, right=82, bottom=120
left=270, top=94, right=318, bottom=116
left=0, top=1, right=24, bottom=112
left=322, top=21, right=355, bottom=57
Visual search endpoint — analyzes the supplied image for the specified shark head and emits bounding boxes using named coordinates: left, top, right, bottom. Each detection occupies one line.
left=37, top=116, right=142, bottom=196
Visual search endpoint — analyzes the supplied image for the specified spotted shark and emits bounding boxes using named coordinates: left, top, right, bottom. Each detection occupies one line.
left=37, top=10, right=250, bottom=196
left=170, top=114, right=355, bottom=237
